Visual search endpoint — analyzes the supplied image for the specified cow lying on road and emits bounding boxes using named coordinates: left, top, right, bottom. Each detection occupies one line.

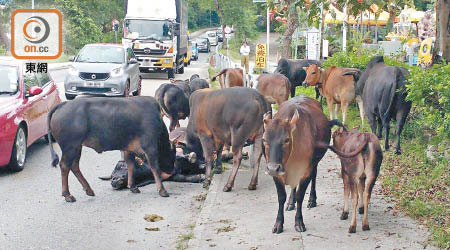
left=155, top=83, right=190, bottom=131
left=354, top=56, right=412, bottom=154
left=263, top=95, right=364, bottom=233
left=187, top=87, right=269, bottom=191
left=332, top=127, right=382, bottom=233
left=48, top=97, right=174, bottom=202
left=303, top=65, right=364, bottom=126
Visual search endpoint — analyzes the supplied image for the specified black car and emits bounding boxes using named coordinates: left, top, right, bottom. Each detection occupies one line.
left=196, top=38, right=211, bottom=53
left=216, top=30, right=223, bottom=42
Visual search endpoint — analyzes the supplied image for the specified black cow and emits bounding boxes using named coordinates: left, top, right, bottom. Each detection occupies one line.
left=47, top=97, right=174, bottom=202
left=189, top=74, right=210, bottom=92
left=170, top=79, right=191, bottom=97
left=155, top=83, right=190, bottom=131
left=353, top=56, right=412, bottom=154
left=274, top=58, right=321, bottom=98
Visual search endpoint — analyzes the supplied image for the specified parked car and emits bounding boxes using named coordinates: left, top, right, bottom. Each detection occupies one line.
left=191, top=41, right=199, bottom=60
left=0, top=57, right=61, bottom=171
left=196, top=38, right=211, bottom=53
left=216, top=29, right=223, bottom=42
left=206, top=31, right=218, bottom=46
left=64, top=43, right=141, bottom=100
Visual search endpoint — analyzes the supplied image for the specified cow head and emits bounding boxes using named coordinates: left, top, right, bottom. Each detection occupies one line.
left=262, top=110, right=299, bottom=177
left=303, top=64, right=322, bottom=87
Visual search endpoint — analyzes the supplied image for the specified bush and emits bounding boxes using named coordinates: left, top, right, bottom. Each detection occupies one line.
left=406, top=63, right=450, bottom=140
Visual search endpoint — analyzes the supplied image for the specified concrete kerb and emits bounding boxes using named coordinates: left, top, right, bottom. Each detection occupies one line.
left=188, top=171, right=225, bottom=249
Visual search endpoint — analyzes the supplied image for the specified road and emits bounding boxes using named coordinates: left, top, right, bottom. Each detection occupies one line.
left=0, top=50, right=212, bottom=250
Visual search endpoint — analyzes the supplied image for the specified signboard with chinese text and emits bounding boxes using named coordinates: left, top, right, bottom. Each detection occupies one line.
left=254, top=43, right=266, bottom=69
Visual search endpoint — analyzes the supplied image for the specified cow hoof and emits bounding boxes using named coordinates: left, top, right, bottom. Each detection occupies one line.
left=340, top=212, right=349, bottom=220
left=359, top=207, right=364, bottom=214
left=248, top=184, right=257, bottom=190
left=159, top=189, right=169, bottom=197
left=214, top=167, right=222, bottom=174
left=286, top=204, right=295, bottom=211
left=348, top=226, right=356, bottom=233
left=223, top=184, right=232, bottom=192
left=295, top=223, right=306, bottom=232
left=130, top=187, right=141, bottom=193
left=395, top=150, right=402, bottom=155
left=86, top=189, right=95, bottom=196
left=362, top=224, right=370, bottom=231
left=272, top=222, right=283, bottom=234
left=307, top=200, right=317, bottom=208
left=64, top=195, right=76, bottom=203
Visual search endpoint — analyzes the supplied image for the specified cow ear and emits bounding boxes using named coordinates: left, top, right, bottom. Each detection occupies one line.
left=290, top=110, right=299, bottom=128
left=263, top=111, right=272, bottom=128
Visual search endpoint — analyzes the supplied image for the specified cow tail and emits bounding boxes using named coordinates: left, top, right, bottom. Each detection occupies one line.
left=327, top=138, right=368, bottom=158
left=211, top=69, right=227, bottom=82
left=47, top=102, right=67, bottom=167
left=382, top=72, right=399, bottom=122
left=329, top=119, right=344, bottom=129
left=157, top=85, right=172, bottom=117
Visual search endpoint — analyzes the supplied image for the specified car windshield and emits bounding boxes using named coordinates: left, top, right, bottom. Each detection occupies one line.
left=76, top=46, right=125, bottom=64
left=207, top=33, right=215, bottom=37
left=125, top=19, right=173, bottom=41
left=197, top=39, right=207, bottom=44
left=0, top=65, right=19, bottom=95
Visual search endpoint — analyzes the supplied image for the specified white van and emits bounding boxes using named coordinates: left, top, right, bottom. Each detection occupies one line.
left=206, top=31, right=218, bottom=46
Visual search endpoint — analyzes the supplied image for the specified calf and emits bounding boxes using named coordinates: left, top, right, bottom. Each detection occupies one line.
left=187, top=87, right=269, bottom=191
left=256, top=73, right=291, bottom=107
left=355, top=56, right=412, bottom=154
left=155, top=83, right=190, bottom=131
left=47, top=97, right=173, bottom=202
left=303, top=65, right=364, bottom=126
left=212, top=68, right=244, bottom=88
left=332, top=127, right=382, bottom=233
left=189, top=74, right=210, bottom=92
left=263, top=95, right=361, bottom=233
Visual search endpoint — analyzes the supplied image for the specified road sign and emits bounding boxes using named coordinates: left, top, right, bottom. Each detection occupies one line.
left=224, top=26, right=232, bottom=34
left=225, top=33, right=232, bottom=39
left=254, top=43, right=266, bottom=69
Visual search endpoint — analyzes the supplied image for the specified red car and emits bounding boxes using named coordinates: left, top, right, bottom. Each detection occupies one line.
left=0, top=57, right=61, bottom=171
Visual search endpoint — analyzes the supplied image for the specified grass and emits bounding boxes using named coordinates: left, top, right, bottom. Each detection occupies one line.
left=208, top=66, right=220, bottom=89
left=175, top=232, right=194, bottom=250
left=295, top=86, right=450, bottom=249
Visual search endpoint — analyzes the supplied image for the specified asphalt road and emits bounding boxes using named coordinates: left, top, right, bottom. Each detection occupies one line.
left=0, top=50, right=212, bottom=250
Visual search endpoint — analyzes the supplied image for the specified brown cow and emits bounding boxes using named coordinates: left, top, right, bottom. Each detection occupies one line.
left=187, top=87, right=269, bottom=191
left=256, top=73, right=291, bottom=107
left=263, top=95, right=365, bottom=233
left=332, top=127, right=382, bottom=233
left=212, top=68, right=253, bottom=88
left=303, top=65, right=364, bottom=126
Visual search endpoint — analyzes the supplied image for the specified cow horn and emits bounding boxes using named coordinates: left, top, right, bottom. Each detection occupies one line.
left=98, top=175, right=112, bottom=181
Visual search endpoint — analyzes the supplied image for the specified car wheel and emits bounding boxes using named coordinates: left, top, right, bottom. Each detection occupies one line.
left=123, top=81, right=130, bottom=97
left=168, top=68, right=175, bottom=79
left=132, top=77, right=142, bottom=96
left=65, top=93, right=76, bottom=100
left=9, top=126, right=27, bottom=172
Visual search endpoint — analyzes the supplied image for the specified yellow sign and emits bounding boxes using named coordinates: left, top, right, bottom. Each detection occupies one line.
left=254, top=43, right=266, bottom=69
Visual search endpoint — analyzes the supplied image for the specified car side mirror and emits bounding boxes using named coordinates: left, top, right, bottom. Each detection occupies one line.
left=69, top=56, right=75, bottom=62
left=28, top=86, right=43, bottom=96
left=129, top=58, right=138, bottom=64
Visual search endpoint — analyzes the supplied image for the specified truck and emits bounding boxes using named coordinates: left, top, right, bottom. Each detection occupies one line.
left=122, top=0, right=188, bottom=79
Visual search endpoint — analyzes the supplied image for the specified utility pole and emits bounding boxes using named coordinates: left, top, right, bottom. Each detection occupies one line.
left=32, top=0, right=34, bottom=9
left=343, top=1, right=347, bottom=51
left=266, top=5, right=270, bottom=72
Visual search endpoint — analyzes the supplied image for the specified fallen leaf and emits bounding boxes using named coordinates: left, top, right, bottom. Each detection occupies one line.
left=217, top=226, right=236, bottom=233
left=144, top=214, right=164, bottom=222
left=145, top=227, right=160, bottom=231
left=362, top=237, right=369, bottom=240
left=126, top=240, right=136, bottom=243
left=292, top=237, right=301, bottom=241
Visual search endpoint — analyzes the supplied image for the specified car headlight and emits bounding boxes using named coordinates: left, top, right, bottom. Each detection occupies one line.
left=68, top=67, right=79, bottom=76
left=110, top=67, right=124, bottom=77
